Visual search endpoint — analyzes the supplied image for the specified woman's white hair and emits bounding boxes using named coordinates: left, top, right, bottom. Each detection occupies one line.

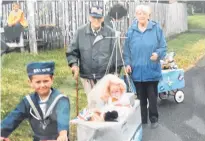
left=135, top=5, right=151, bottom=15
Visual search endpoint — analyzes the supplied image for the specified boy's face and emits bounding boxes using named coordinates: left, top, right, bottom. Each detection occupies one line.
left=29, top=74, right=53, bottom=96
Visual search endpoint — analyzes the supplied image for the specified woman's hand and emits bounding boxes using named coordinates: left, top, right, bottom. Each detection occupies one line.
left=56, top=135, right=67, bottom=141
left=125, top=65, right=132, bottom=73
left=150, top=52, right=158, bottom=61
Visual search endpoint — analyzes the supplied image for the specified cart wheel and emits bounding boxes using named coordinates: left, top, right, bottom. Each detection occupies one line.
left=174, top=90, right=184, bottom=103
left=159, top=92, right=168, bottom=100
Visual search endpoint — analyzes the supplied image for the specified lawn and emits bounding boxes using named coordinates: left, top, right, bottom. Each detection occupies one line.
left=188, top=14, right=205, bottom=29
left=167, top=33, right=205, bottom=70
left=1, top=33, right=205, bottom=141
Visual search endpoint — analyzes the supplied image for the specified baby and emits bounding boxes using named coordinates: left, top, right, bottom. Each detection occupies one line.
left=84, top=74, right=131, bottom=122
left=101, top=74, right=130, bottom=106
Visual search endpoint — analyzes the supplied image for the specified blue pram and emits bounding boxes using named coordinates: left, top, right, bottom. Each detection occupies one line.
left=158, top=69, right=185, bottom=103
left=158, top=52, right=185, bottom=103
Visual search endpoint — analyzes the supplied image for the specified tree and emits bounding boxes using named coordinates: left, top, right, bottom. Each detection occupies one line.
left=188, top=1, right=205, bottom=13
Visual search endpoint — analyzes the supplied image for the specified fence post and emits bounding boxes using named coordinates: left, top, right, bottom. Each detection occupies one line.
left=0, top=0, right=2, bottom=22
left=26, top=0, right=38, bottom=54
left=58, top=0, right=65, bottom=48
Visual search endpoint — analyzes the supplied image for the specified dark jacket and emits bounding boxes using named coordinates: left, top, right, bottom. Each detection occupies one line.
left=66, top=23, right=122, bottom=80
left=1, top=88, right=70, bottom=141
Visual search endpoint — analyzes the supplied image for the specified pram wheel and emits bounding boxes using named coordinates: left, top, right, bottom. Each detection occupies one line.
left=159, top=92, right=169, bottom=100
left=174, top=90, right=184, bottom=103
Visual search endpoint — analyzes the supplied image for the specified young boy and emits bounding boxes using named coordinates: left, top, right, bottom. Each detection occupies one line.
left=1, top=61, right=70, bottom=141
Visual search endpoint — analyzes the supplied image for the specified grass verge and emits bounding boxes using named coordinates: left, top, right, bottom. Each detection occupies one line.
left=167, top=33, right=205, bottom=70
left=188, top=14, right=205, bottom=29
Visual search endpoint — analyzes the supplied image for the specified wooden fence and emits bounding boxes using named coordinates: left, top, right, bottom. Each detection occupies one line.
left=2, top=0, right=188, bottom=49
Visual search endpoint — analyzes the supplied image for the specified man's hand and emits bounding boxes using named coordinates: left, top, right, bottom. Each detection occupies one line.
left=71, top=65, right=79, bottom=80
left=57, top=130, right=68, bottom=141
left=150, top=52, right=158, bottom=61
left=125, top=65, right=132, bottom=74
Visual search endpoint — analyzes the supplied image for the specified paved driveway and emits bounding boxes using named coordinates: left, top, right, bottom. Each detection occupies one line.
left=143, top=57, right=205, bottom=141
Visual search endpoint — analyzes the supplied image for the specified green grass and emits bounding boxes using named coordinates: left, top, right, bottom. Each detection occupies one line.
left=188, top=14, right=205, bottom=29
left=1, top=33, right=205, bottom=141
left=167, top=33, right=205, bottom=69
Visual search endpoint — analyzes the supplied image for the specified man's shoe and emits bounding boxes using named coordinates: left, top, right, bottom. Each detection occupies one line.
left=151, top=122, right=159, bottom=129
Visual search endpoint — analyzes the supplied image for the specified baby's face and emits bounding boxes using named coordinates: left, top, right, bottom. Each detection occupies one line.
left=110, top=84, right=122, bottom=99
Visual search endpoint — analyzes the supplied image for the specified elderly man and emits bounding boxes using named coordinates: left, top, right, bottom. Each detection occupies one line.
left=66, top=6, right=122, bottom=96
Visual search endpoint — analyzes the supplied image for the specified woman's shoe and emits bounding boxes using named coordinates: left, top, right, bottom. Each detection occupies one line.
left=151, top=122, right=159, bottom=129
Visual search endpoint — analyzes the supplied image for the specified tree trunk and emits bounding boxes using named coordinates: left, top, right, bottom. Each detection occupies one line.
left=26, top=0, right=38, bottom=54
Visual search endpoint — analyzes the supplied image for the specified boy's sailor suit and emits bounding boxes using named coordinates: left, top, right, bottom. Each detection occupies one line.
left=1, top=88, right=70, bottom=141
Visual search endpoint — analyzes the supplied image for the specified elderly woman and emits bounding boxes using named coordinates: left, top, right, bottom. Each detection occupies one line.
left=123, top=5, right=167, bottom=128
